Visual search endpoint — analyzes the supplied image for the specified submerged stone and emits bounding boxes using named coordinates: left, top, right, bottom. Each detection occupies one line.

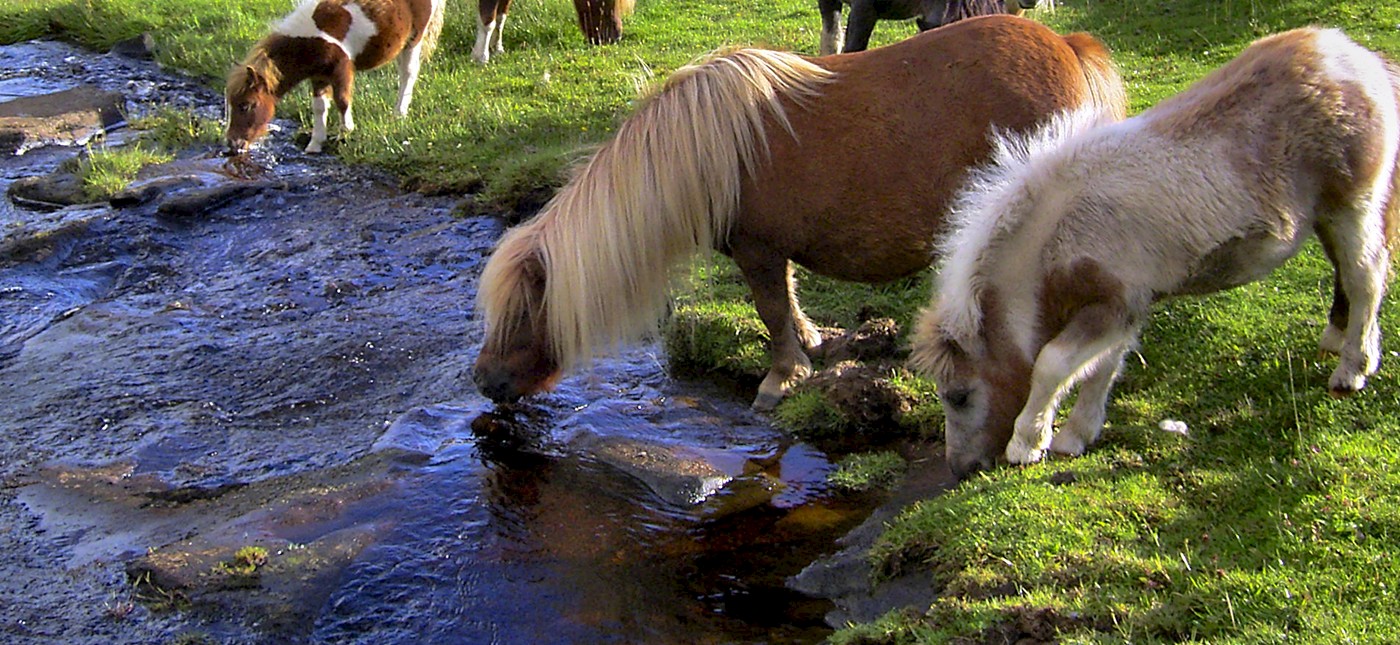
left=0, top=85, right=125, bottom=155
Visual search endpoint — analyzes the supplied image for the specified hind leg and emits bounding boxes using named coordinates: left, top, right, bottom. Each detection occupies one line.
left=1317, top=210, right=1389, bottom=395
left=736, top=251, right=816, bottom=411
left=473, top=0, right=501, bottom=63
left=817, top=0, right=844, bottom=55
left=394, top=42, right=424, bottom=117
left=492, top=0, right=511, bottom=55
left=307, top=82, right=332, bottom=154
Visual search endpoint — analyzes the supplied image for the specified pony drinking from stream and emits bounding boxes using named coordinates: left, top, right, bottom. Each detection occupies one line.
left=472, top=15, right=1126, bottom=411
left=225, top=0, right=445, bottom=154
left=911, top=27, right=1400, bottom=479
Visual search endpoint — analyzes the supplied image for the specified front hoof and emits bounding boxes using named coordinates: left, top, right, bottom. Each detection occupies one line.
left=1328, top=372, right=1367, bottom=398
left=751, top=391, right=783, bottom=412
left=1049, top=431, right=1088, bottom=456
left=1005, top=439, right=1046, bottom=465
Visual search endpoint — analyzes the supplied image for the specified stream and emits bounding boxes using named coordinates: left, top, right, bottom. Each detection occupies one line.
left=0, top=39, right=898, bottom=644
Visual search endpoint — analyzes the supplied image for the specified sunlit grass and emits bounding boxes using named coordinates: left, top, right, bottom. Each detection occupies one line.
left=8, top=0, right=1400, bottom=641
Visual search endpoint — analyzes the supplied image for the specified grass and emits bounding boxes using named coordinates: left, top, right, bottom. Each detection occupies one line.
left=7, top=0, right=1400, bottom=641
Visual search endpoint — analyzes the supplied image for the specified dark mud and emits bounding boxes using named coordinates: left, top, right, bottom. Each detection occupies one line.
left=0, top=39, right=938, bottom=644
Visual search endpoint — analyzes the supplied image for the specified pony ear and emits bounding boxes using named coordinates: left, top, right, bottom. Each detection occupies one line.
left=244, top=66, right=265, bottom=91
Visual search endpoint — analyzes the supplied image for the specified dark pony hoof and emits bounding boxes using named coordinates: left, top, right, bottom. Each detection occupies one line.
left=750, top=392, right=783, bottom=412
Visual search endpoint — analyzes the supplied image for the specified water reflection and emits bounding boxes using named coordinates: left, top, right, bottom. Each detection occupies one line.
left=313, top=369, right=863, bottom=644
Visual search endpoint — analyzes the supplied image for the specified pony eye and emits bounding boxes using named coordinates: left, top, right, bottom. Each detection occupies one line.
left=942, top=389, right=971, bottom=410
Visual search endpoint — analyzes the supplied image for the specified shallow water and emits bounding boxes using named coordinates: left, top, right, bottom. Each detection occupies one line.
left=0, top=40, right=874, bottom=644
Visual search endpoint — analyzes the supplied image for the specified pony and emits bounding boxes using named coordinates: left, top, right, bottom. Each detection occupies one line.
left=224, top=0, right=445, bottom=155
left=471, top=0, right=636, bottom=64
left=909, top=27, right=1400, bottom=480
left=472, top=15, right=1127, bottom=411
left=817, top=0, right=1044, bottom=55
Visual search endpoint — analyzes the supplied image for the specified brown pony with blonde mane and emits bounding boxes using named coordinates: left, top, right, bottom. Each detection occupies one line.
left=912, top=27, right=1400, bottom=480
left=225, top=0, right=445, bottom=154
left=473, top=15, right=1127, bottom=410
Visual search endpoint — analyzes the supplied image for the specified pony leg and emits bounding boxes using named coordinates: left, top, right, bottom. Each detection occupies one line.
left=738, top=256, right=814, bottom=411
left=1316, top=234, right=1351, bottom=355
left=473, top=1, right=500, bottom=64
left=307, top=84, right=331, bottom=154
left=841, top=0, right=877, bottom=54
left=816, top=0, right=844, bottom=55
left=1049, top=343, right=1127, bottom=456
left=1007, top=305, right=1133, bottom=465
left=492, top=13, right=508, bottom=55
left=395, top=42, right=424, bottom=117
left=1318, top=212, right=1389, bottom=395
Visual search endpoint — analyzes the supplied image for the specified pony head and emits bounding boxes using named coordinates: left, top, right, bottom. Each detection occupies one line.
left=910, top=303, right=1031, bottom=480
left=224, top=61, right=279, bottom=154
left=473, top=232, right=563, bottom=403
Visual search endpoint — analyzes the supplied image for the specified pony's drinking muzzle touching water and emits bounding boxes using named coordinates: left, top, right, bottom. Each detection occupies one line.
left=912, top=27, right=1400, bottom=480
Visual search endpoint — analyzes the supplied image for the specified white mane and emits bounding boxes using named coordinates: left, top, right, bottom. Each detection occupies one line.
left=932, top=106, right=1118, bottom=343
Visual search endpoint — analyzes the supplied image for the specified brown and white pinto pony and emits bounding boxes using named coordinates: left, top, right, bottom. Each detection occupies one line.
left=818, top=0, right=1047, bottom=55
left=472, top=0, right=636, bottom=64
left=472, top=15, right=1126, bottom=410
left=911, top=27, right=1400, bottom=480
left=225, top=0, right=445, bottom=154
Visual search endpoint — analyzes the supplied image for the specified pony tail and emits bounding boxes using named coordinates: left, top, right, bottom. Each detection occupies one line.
left=418, top=0, right=447, bottom=60
left=1062, top=32, right=1128, bottom=121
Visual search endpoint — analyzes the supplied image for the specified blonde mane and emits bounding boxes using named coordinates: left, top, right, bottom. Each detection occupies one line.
left=478, top=48, right=835, bottom=371
left=929, top=106, right=1117, bottom=345
left=228, top=42, right=283, bottom=95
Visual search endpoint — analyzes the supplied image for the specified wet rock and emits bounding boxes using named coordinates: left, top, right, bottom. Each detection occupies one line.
left=155, top=180, right=284, bottom=218
left=573, top=433, right=733, bottom=506
left=109, top=175, right=205, bottom=207
left=814, top=317, right=903, bottom=363
left=110, top=33, right=156, bottom=60
left=0, top=203, right=108, bottom=261
left=788, top=443, right=957, bottom=628
left=0, top=85, right=125, bottom=154
left=6, top=168, right=89, bottom=209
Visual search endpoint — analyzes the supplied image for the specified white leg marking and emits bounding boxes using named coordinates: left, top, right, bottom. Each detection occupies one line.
left=342, top=103, right=355, bottom=133
left=1050, top=346, right=1126, bottom=456
left=1007, top=328, right=1132, bottom=465
left=1319, top=323, right=1346, bottom=355
left=396, top=44, right=423, bottom=117
left=818, top=11, right=843, bottom=55
left=1325, top=204, right=1389, bottom=394
left=493, top=14, right=507, bottom=54
left=472, top=16, right=496, bottom=64
left=307, top=92, right=329, bottom=153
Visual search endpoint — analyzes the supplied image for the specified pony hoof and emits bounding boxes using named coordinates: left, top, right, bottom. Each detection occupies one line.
left=1328, top=386, right=1359, bottom=399
left=1049, top=432, right=1087, bottom=456
left=751, top=392, right=783, bottom=412
left=1005, top=441, right=1045, bottom=465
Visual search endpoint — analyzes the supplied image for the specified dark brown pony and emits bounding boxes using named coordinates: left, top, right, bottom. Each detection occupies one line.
left=818, top=0, right=1046, bottom=55
left=473, top=15, right=1126, bottom=410
left=225, top=0, right=444, bottom=154
left=472, top=0, right=636, bottom=63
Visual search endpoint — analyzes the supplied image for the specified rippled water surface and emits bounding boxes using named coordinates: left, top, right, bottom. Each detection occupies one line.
left=0, top=40, right=877, bottom=644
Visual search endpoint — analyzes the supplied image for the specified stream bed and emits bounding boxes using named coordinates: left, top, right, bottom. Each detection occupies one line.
left=0, top=39, right=909, bottom=644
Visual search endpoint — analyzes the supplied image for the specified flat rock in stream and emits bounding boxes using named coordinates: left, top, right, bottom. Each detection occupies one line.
left=0, top=85, right=125, bottom=155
